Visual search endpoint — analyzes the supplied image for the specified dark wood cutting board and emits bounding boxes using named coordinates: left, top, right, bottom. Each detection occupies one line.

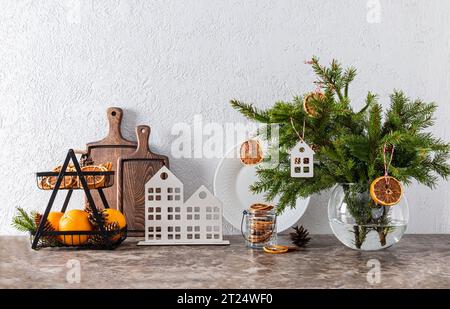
left=117, top=125, right=169, bottom=236
left=86, top=107, right=137, bottom=210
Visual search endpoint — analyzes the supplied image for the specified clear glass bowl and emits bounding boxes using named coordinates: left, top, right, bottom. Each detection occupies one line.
left=328, top=183, right=409, bottom=251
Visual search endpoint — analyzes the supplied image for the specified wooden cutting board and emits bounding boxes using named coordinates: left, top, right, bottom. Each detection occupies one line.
left=86, top=107, right=137, bottom=210
left=117, top=125, right=169, bottom=236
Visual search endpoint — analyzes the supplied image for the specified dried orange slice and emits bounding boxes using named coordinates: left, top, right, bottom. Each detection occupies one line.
left=263, top=245, right=289, bottom=254
left=370, top=176, right=403, bottom=206
left=46, top=165, right=76, bottom=189
left=249, top=203, right=274, bottom=212
left=249, top=204, right=274, bottom=218
left=99, top=162, right=113, bottom=171
left=39, top=178, right=53, bottom=190
left=240, top=140, right=263, bottom=165
left=303, top=92, right=324, bottom=117
left=78, top=165, right=107, bottom=189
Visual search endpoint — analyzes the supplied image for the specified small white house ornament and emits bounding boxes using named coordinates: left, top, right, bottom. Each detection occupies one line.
left=138, top=166, right=229, bottom=245
left=290, top=140, right=315, bottom=178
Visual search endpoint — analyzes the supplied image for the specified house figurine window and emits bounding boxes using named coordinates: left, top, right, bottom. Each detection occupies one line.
left=139, top=166, right=229, bottom=245
left=290, top=141, right=315, bottom=178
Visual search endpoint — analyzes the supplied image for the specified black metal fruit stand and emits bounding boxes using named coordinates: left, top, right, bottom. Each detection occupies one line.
left=32, top=149, right=126, bottom=250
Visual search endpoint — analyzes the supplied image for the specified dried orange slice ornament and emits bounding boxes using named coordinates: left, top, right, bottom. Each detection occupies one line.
left=240, top=139, right=263, bottom=165
left=370, top=176, right=403, bottom=206
left=303, top=92, right=324, bottom=117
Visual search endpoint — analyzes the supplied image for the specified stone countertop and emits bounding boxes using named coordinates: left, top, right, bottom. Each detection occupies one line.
left=1, top=235, right=449, bottom=289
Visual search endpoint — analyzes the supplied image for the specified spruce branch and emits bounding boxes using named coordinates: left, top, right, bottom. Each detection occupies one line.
left=230, top=99, right=270, bottom=123
left=230, top=57, right=450, bottom=215
left=343, top=67, right=357, bottom=97
left=310, top=56, right=345, bottom=102
left=11, top=207, right=37, bottom=233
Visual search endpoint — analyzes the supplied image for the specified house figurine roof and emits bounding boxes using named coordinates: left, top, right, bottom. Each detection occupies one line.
left=288, top=140, right=315, bottom=155
left=185, top=185, right=221, bottom=206
left=145, top=165, right=183, bottom=188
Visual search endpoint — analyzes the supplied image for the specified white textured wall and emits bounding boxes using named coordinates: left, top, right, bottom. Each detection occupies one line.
left=1, top=0, right=449, bottom=235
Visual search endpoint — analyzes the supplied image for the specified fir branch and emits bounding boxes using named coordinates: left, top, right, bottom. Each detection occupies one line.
left=11, top=207, right=37, bottom=233
left=343, top=67, right=357, bottom=97
left=384, top=90, right=437, bottom=133
left=231, top=56, right=449, bottom=216
left=269, top=100, right=300, bottom=123
left=343, top=134, right=370, bottom=163
left=310, top=56, right=345, bottom=102
left=430, top=151, right=450, bottom=180
left=368, top=103, right=382, bottom=146
left=230, top=99, right=270, bottom=123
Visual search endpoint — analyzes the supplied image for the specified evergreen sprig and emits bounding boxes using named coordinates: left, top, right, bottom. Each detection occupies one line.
left=11, top=207, right=37, bottom=233
left=230, top=99, right=270, bottom=123
left=231, top=57, right=450, bottom=214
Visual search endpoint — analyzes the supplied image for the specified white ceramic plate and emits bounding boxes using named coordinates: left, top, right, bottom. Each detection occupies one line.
left=213, top=145, right=310, bottom=233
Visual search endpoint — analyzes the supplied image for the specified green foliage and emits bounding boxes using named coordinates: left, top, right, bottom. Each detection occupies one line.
left=11, top=207, right=37, bottom=233
left=231, top=57, right=450, bottom=214
left=230, top=99, right=270, bottom=123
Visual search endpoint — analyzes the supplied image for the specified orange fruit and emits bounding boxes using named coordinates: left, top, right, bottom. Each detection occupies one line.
left=59, top=209, right=93, bottom=245
left=103, top=208, right=126, bottom=228
left=240, top=140, right=263, bottom=165
left=370, top=176, right=403, bottom=206
left=102, top=208, right=127, bottom=241
left=46, top=212, right=64, bottom=231
left=303, top=92, right=324, bottom=117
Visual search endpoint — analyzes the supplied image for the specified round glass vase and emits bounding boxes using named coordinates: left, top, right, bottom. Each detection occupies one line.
left=328, top=183, right=409, bottom=251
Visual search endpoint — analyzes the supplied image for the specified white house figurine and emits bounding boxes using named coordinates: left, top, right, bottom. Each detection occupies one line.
left=290, top=140, right=315, bottom=178
left=138, top=166, right=229, bottom=245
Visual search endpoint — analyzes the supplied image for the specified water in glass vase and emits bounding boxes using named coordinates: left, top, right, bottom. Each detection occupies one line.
left=330, top=218, right=407, bottom=251
left=328, top=184, right=409, bottom=251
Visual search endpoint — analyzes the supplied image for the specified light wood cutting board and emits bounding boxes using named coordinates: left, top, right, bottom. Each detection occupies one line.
left=86, top=107, right=137, bottom=210
left=117, top=125, right=169, bottom=236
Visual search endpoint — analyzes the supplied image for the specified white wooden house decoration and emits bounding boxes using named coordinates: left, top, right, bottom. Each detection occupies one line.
left=290, top=140, right=315, bottom=178
left=138, top=166, right=229, bottom=245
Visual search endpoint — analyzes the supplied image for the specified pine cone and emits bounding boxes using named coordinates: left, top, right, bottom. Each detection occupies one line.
left=87, top=222, right=122, bottom=247
left=85, top=207, right=106, bottom=228
left=34, top=213, right=55, bottom=233
left=80, top=154, right=94, bottom=167
left=290, top=225, right=311, bottom=247
left=85, top=208, right=122, bottom=247
left=34, top=213, right=60, bottom=247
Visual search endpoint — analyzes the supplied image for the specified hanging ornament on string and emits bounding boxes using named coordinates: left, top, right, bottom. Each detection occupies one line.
left=370, top=143, right=403, bottom=206
left=303, top=87, right=325, bottom=118
left=289, top=117, right=315, bottom=178
left=240, top=139, right=264, bottom=165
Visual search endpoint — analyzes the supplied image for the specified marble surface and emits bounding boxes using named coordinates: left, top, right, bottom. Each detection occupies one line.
left=1, top=235, right=450, bottom=289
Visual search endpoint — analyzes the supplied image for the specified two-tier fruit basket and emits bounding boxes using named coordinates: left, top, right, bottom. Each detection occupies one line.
left=32, top=149, right=127, bottom=250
